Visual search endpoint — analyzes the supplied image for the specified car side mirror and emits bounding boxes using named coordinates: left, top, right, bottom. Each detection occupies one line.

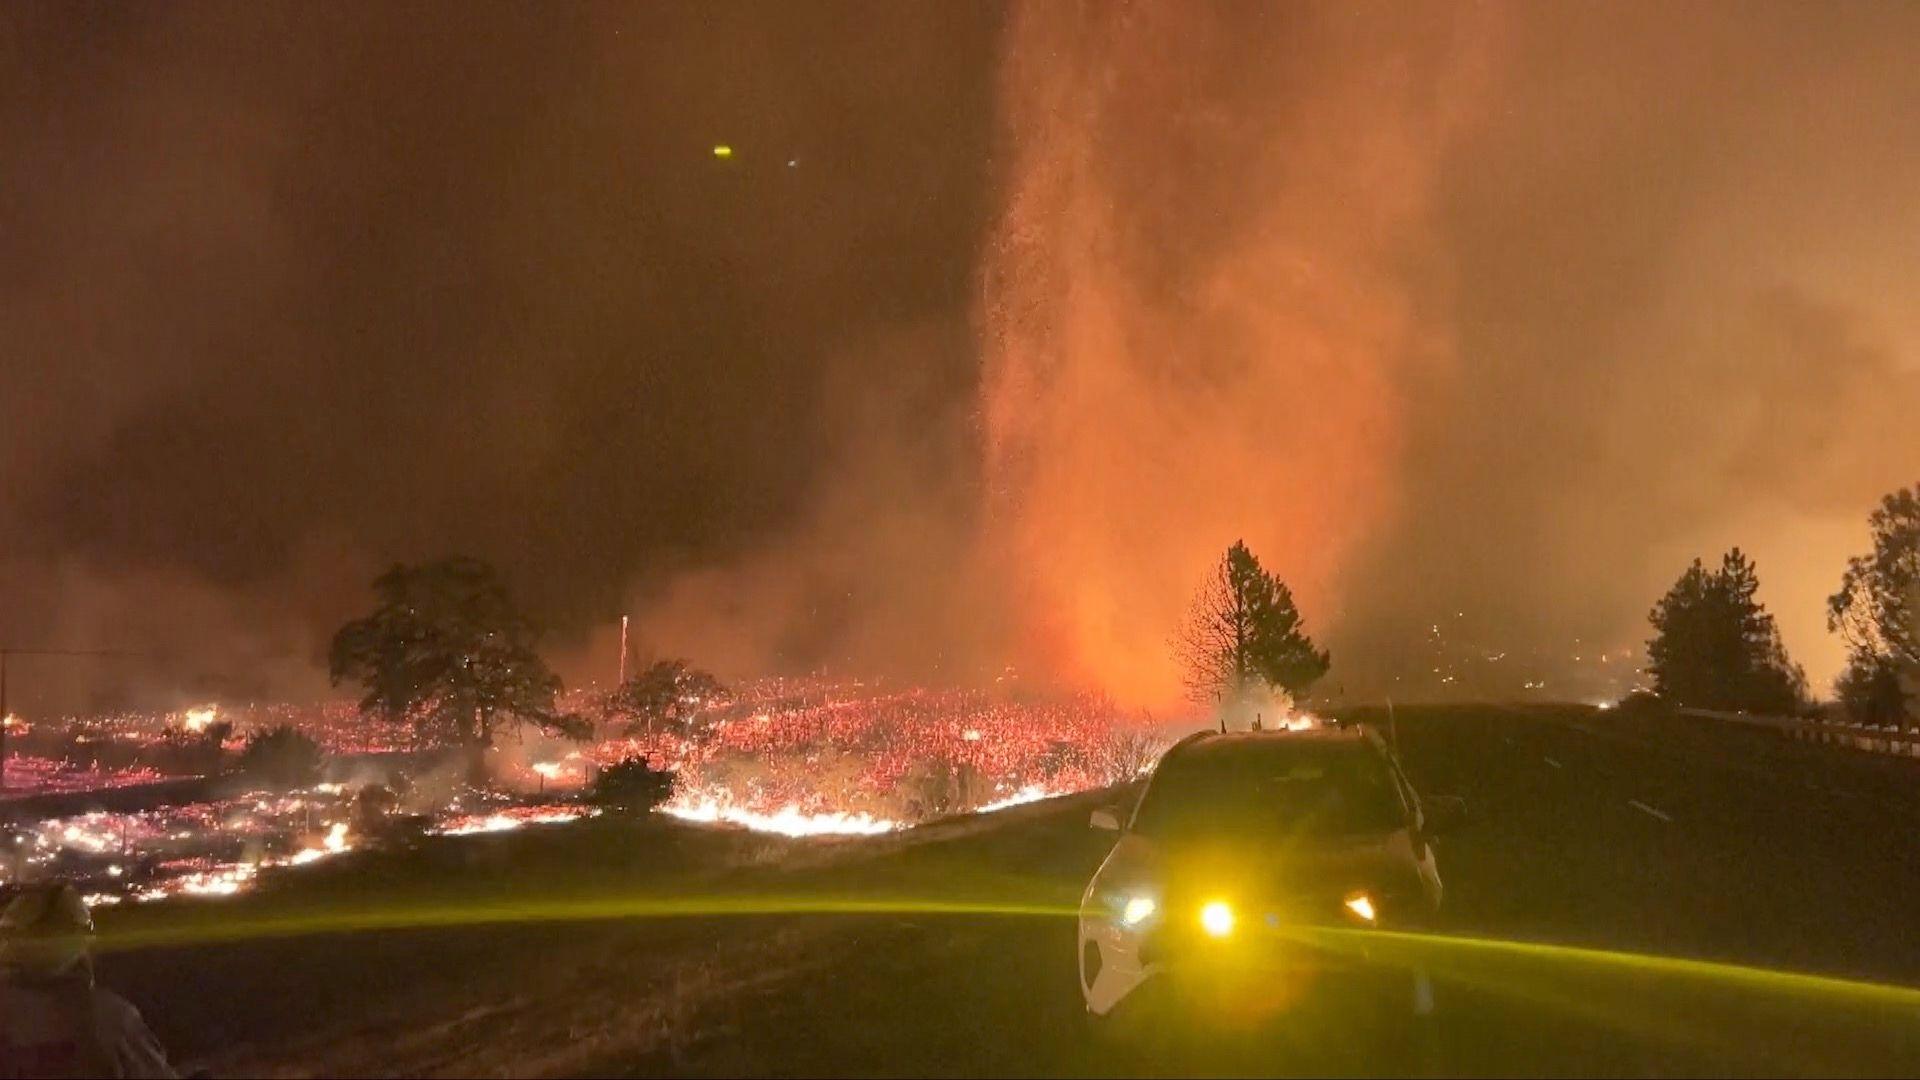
left=1423, top=795, right=1465, bottom=836
left=1089, top=807, right=1122, bottom=832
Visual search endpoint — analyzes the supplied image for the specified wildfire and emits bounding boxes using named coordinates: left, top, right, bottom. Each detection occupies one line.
left=0, top=756, right=160, bottom=795
left=974, top=784, right=1059, bottom=813
left=661, top=792, right=899, bottom=837
left=431, top=806, right=595, bottom=836
left=161, top=864, right=256, bottom=898
left=288, top=822, right=352, bottom=865
left=6, top=676, right=1174, bottom=902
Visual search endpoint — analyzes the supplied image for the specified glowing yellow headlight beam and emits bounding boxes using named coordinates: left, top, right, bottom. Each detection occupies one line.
left=712, top=144, right=733, bottom=159
left=78, top=892, right=1920, bottom=1077
left=91, top=894, right=1081, bottom=954
left=87, top=889, right=1920, bottom=1023
left=1283, top=924, right=1920, bottom=1072
left=1284, top=924, right=1920, bottom=1012
left=1199, top=900, right=1235, bottom=937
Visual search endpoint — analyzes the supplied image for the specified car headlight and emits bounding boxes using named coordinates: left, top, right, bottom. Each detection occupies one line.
left=1199, top=900, right=1235, bottom=938
left=1120, top=894, right=1157, bottom=927
left=1343, top=891, right=1377, bottom=924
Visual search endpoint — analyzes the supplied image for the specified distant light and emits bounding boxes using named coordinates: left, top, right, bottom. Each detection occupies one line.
left=1344, top=893, right=1376, bottom=923
left=712, top=145, right=733, bottom=159
left=1121, top=895, right=1156, bottom=926
left=1200, top=900, right=1235, bottom=938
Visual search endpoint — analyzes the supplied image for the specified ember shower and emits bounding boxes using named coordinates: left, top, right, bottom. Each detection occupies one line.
left=978, top=3, right=1492, bottom=710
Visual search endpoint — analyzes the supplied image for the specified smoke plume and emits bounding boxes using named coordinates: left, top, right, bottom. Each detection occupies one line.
left=5, top=2, right=1918, bottom=714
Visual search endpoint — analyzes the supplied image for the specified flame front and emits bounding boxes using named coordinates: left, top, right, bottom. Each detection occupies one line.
left=661, top=791, right=899, bottom=838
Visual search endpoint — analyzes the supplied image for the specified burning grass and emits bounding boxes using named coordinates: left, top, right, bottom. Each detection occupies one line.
left=3, top=677, right=1173, bottom=902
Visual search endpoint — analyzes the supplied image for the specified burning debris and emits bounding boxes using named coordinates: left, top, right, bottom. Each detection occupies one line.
left=178, top=706, right=219, bottom=735
left=660, top=791, right=899, bottom=837
left=2, top=755, right=163, bottom=796
left=430, top=804, right=597, bottom=837
left=12, top=790, right=359, bottom=905
left=3, top=677, right=1171, bottom=900
left=6, top=786, right=606, bottom=905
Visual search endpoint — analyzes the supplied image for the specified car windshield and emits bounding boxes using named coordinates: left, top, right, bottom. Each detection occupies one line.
left=1130, top=742, right=1407, bottom=840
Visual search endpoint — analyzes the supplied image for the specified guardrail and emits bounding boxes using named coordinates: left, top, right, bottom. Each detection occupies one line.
left=1676, top=706, right=1920, bottom=757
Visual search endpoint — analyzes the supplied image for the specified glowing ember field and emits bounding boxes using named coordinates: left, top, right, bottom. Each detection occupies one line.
left=572, top=678, right=1166, bottom=823
left=7, top=789, right=597, bottom=907
left=2, top=677, right=1171, bottom=902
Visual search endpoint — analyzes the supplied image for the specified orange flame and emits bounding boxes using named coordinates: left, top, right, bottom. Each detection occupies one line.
left=980, top=2, right=1493, bottom=709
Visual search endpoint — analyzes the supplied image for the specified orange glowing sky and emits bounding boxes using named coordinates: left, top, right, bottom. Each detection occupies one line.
left=6, top=2, right=1918, bottom=714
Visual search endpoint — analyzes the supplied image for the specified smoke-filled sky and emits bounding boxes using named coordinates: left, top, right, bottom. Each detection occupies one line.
left=3, top=2, right=1916, bottom=715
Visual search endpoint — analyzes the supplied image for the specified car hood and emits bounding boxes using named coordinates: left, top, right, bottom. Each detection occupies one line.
left=1091, top=827, right=1418, bottom=909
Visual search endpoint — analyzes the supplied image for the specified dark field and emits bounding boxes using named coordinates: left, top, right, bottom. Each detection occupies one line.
left=97, top=705, right=1920, bottom=1077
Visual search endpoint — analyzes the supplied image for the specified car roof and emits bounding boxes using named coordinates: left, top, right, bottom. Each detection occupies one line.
left=1164, top=723, right=1383, bottom=762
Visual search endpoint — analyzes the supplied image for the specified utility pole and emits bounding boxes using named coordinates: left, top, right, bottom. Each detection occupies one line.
left=618, top=615, right=630, bottom=686
left=0, top=647, right=151, bottom=793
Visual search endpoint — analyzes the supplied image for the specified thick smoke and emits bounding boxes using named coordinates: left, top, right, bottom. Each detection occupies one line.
left=5, top=3, right=1917, bottom=715
left=1335, top=2, right=1920, bottom=696
left=969, top=1, right=1920, bottom=705
left=1, top=4, right=1002, bottom=712
left=622, top=321, right=1016, bottom=690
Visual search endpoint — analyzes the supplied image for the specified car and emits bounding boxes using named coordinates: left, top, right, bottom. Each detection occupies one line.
left=1077, top=721, right=1462, bottom=1027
